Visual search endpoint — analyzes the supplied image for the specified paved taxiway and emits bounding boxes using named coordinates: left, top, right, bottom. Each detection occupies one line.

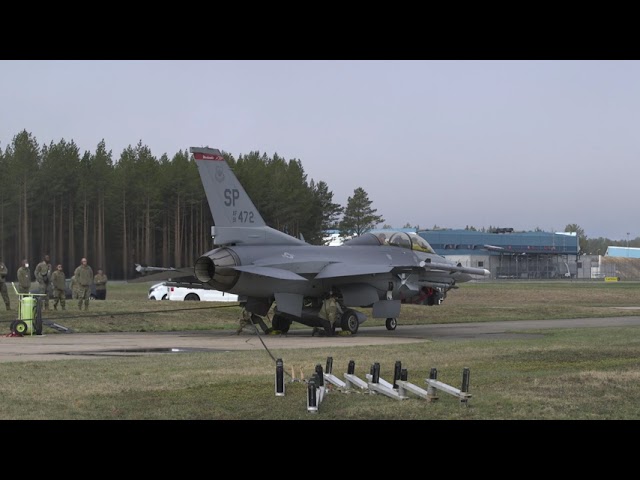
left=1, top=316, right=640, bottom=363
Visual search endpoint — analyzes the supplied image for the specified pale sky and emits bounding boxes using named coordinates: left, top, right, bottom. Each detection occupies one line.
left=1, top=60, right=638, bottom=240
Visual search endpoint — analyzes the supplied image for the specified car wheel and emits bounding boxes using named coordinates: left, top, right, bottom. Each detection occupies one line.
left=385, top=318, right=397, bottom=330
left=161, top=294, right=167, bottom=300
left=184, top=293, right=200, bottom=301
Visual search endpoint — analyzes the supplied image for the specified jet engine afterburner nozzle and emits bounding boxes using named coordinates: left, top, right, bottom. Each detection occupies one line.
left=194, top=247, right=240, bottom=291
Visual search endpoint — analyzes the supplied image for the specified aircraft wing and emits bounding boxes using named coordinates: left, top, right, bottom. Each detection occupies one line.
left=128, top=266, right=196, bottom=283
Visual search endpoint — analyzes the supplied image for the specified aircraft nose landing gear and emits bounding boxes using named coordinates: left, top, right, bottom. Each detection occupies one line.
left=385, top=318, right=397, bottom=331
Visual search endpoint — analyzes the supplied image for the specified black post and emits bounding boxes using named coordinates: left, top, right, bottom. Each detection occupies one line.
left=429, top=367, right=438, bottom=380
left=347, top=360, right=355, bottom=375
left=400, top=368, right=408, bottom=381
left=315, top=364, right=324, bottom=387
left=461, top=367, right=470, bottom=393
left=275, top=358, right=285, bottom=396
left=307, top=379, right=317, bottom=412
left=326, top=357, right=333, bottom=375
left=372, top=362, right=380, bottom=384
left=393, top=360, right=402, bottom=389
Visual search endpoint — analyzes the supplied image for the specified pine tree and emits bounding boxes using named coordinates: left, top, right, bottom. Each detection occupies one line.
left=339, top=187, right=384, bottom=237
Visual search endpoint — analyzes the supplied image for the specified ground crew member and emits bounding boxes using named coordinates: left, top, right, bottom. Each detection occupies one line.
left=0, top=259, right=10, bottom=310
left=74, top=257, right=93, bottom=311
left=17, top=259, right=31, bottom=294
left=70, top=275, right=78, bottom=299
left=236, top=307, right=255, bottom=334
left=236, top=306, right=272, bottom=334
left=314, top=290, right=343, bottom=336
left=94, top=269, right=108, bottom=300
left=35, top=254, right=52, bottom=310
left=51, top=264, right=66, bottom=311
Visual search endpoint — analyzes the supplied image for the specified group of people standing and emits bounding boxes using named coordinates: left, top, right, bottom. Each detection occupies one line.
left=0, top=254, right=107, bottom=312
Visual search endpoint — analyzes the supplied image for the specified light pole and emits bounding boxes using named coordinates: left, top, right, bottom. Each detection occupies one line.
left=627, top=232, right=630, bottom=257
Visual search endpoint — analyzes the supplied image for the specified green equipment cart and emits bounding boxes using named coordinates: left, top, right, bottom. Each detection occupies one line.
left=9, top=283, right=46, bottom=336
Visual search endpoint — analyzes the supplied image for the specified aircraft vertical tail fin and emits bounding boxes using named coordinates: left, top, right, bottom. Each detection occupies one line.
left=191, top=147, right=266, bottom=228
left=190, top=147, right=306, bottom=246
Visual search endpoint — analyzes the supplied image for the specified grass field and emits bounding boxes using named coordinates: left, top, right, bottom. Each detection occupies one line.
left=0, top=280, right=639, bottom=419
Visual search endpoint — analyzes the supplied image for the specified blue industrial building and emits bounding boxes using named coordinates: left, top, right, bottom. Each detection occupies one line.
left=327, top=227, right=590, bottom=279
left=605, top=246, right=640, bottom=259
left=418, top=229, right=580, bottom=279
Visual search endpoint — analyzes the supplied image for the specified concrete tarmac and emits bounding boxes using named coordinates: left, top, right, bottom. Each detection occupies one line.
left=1, top=316, right=640, bottom=363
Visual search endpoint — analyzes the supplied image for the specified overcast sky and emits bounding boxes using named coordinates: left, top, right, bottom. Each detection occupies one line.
left=1, top=60, right=637, bottom=240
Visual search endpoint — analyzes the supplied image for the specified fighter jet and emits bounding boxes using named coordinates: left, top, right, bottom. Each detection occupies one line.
left=177, top=146, right=490, bottom=335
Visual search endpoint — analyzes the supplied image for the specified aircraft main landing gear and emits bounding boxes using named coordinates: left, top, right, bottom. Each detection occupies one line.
left=340, top=309, right=359, bottom=335
left=385, top=318, right=397, bottom=331
left=271, top=314, right=291, bottom=334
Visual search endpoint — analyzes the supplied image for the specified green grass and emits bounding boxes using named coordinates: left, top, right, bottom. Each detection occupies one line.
left=1, top=280, right=639, bottom=419
left=2, top=280, right=639, bottom=333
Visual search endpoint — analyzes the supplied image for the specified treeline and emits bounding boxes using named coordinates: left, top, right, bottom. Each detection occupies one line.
left=3, top=129, right=625, bottom=283
left=0, top=130, right=343, bottom=280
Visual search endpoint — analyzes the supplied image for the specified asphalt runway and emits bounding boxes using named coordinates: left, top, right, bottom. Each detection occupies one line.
left=2, top=316, right=640, bottom=363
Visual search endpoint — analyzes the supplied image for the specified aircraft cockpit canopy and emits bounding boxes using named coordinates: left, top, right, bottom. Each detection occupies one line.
left=387, top=232, right=435, bottom=253
left=342, top=232, right=435, bottom=253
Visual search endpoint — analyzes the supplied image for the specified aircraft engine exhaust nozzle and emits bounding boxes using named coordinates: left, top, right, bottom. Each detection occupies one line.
left=194, top=247, right=241, bottom=291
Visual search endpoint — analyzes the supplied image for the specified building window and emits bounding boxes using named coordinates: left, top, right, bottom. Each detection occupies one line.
left=478, top=261, right=484, bottom=267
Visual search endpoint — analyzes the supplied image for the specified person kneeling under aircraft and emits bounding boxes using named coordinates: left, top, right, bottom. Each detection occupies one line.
left=313, top=290, right=343, bottom=337
left=236, top=306, right=273, bottom=335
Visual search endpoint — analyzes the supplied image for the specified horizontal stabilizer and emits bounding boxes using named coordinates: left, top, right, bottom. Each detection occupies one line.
left=128, top=267, right=195, bottom=283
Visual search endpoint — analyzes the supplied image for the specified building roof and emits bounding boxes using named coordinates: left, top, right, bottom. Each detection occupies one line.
left=605, top=246, right=640, bottom=258
left=418, top=229, right=579, bottom=256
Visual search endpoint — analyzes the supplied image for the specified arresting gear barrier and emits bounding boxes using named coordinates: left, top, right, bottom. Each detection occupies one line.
left=273, top=357, right=472, bottom=413
left=364, top=362, right=472, bottom=404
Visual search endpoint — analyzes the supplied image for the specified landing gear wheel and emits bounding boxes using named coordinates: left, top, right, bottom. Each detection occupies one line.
left=272, top=314, right=291, bottom=333
left=340, top=309, right=359, bottom=335
left=385, top=318, right=397, bottom=331
left=13, top=320, right=28, bottom=335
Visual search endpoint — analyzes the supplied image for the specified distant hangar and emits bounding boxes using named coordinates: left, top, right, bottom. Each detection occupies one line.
left=329, top=227, right=627, bottom=280
left=418, top=229, right=580, bottom=279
